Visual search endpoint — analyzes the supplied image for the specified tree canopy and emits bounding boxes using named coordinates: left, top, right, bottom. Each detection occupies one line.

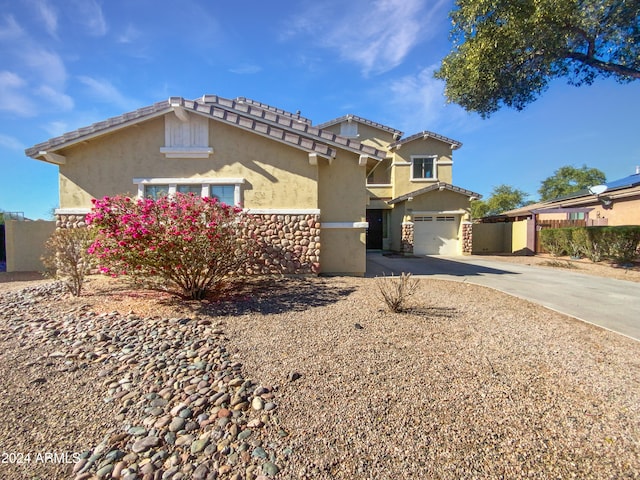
left=435, top=0, right=640, bottom=117
left=471, top=184, right=530, bottom=218
left=538, top=165, right=606, bottom=201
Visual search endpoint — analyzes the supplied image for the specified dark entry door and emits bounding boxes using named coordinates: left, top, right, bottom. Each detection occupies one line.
left=366, top=209, right=383, bottom=249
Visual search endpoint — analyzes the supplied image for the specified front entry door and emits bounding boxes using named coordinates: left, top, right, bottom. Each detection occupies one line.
left=366, top=209, right=383, bottom=249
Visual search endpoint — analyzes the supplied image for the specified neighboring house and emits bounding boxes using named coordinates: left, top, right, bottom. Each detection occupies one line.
left=501, top=171, right=640, bottom=226
left=25, top=95, right=478, bottom=275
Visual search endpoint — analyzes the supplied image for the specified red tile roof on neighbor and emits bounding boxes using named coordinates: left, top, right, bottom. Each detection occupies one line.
left=25, top=95, right=387, bottom=162
left=316, top=114, right=404, bottom=138
left=389, top=130, right=462, bottom=150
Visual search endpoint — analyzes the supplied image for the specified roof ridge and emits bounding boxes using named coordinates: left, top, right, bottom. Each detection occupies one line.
left=390, top=130, right=462, bottom=149
left=316, top=114, right=403, bottom=137
left=196, top=96, right=386, bottom=160
left=231, top=96, right=312, bottom=125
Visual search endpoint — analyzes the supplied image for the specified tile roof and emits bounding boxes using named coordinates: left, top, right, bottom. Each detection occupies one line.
left=25, top=100, right=172, bottom=158
left=389, top=130, right=462, bottom=150
left=316, top=114, right=403, bottom=138
left=25, top=95, right=387, bottom=162
left=233, top=97, right=312, bottom=125
left=388, top=182, right=481, bottom=204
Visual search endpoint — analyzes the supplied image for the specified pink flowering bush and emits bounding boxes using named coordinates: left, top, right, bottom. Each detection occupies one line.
left=86, top=193, right=254, bottom=299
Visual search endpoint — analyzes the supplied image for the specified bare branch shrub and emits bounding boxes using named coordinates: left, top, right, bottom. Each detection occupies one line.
left=376, top=272, right=419, bottom=313
left=42, top=227, right=96, bottom=296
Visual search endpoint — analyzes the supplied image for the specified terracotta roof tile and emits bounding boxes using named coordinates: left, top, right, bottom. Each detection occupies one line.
left=316, top=114, right=403, bottom=137
left=389, top=130, right=462, bottom=150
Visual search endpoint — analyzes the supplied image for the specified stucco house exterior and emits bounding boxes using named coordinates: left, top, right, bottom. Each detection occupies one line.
left=25, top=95, right=479, bottom=275
left=318, top=115, right=480, bottom=256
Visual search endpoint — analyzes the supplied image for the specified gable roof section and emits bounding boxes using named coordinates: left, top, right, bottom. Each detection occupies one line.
left=388, top=182, right=481, bottom=204
left=25, top=95, right=387, bottom=162
left=316, top=114, right=403, bottom=138
left=25, top=100, right=174, bottom=159
left=389, top=130, right=462, bottom=150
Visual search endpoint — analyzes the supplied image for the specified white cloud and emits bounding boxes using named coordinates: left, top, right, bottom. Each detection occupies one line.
left=0, top=71, right=36, bottom=116
left=78, top=76, right=139, bottom=111
left=23, top=48, right=67, bottom=90
left=0, top=133, right=25, bottom=151
left=229, top=64, right=262, bottom=75
left=36, top=85, right=74, bottom=111
left=33, top=0, right=58, bottom=37
left=117, top=24, right=141, bottom=44
left=0, top=14, right=23, bottom=39
left=43, top=120, right=69, bottom=137
left=71, top=0, right=107, bottom=36
left=284, top=0, right=447, bottom=75
left=384, top=65, right=470, bottom=133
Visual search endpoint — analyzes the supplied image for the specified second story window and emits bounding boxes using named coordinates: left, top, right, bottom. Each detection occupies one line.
left=411, top=156, right=436, bottom=180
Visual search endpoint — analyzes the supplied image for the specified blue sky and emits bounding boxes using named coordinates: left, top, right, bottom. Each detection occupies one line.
left=1, top=0, right=639, bottom=219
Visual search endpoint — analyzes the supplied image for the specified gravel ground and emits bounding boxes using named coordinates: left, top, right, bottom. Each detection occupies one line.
left=0, top=266, right=639, bottom=479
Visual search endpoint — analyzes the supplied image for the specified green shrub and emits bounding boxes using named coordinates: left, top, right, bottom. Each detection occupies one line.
left=539, top=229, right=567, bottom=256
left=602, top=226, right=640, bottom=264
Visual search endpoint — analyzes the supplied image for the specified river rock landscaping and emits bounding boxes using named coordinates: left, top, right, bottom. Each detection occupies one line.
left=0, top=274, right=639, bottom=479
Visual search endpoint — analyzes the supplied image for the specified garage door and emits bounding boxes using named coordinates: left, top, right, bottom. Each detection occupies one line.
left=413, top=215, right=460, bottom=255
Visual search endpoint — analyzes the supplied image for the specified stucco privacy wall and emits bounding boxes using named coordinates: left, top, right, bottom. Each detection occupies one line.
left=5, top=220, right=55, bottom=272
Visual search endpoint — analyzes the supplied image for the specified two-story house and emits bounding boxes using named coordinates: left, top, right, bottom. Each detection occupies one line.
left=318, top=115, right=480, bottom=256
left=25, top=95, right=479, bottom=275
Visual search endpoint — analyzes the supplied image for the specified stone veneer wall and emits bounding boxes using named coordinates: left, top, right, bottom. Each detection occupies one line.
left=401, top=222, right=414, bottom=254
left=244, top=213, right=321, bottom=274
left=56, top=212, right=320, bottom=275
left=461, top=221, right=473, bottom=255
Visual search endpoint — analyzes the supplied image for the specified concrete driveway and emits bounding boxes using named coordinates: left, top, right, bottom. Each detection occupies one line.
left=366, top=252, right=640, bottom=341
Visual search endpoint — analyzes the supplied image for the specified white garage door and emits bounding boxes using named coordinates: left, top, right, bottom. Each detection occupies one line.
left=413, top=215, right=460, bottom=255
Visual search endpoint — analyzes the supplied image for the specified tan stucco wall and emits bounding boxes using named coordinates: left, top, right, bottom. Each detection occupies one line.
left=5, top=220, right=55, bottom=272
left=318, top=151, right=368, bottom=274
left=403, top=189, right=470, bottom=214
left=391, top=138, right=454, bottom=198
left=58, top=114, right=319, bottom=210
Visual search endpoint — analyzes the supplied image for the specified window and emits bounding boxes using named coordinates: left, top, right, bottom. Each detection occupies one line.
left=176, top=184, right=202, bottom=196
left=144, top=184, right=169, bottom=199
left=340, top=122, right=358, bottom=137
left=134, top=178, right=244, bottom=206
left=210, top=185, right=235, bottom=205
left=568, top=212, right=585, bottom=220
left=411, top=156, right=436, bottom=180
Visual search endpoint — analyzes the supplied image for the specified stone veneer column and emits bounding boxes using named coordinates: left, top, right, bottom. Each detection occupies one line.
left=461, top=221, right=473, bottom=254
left=245, top=213, right=321, bottom=275
left=401, top=222, right=414, bottom=255
left=56, top=214, right=87, bottom=229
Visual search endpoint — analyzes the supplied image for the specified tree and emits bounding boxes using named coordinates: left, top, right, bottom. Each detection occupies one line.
left=435, top=0, right=640, bottom=117
left=471, top=184, right=530, bottom=218
left=538, top=165, right=606, bottom=201
left=86, top=193, right=255, bottom=300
